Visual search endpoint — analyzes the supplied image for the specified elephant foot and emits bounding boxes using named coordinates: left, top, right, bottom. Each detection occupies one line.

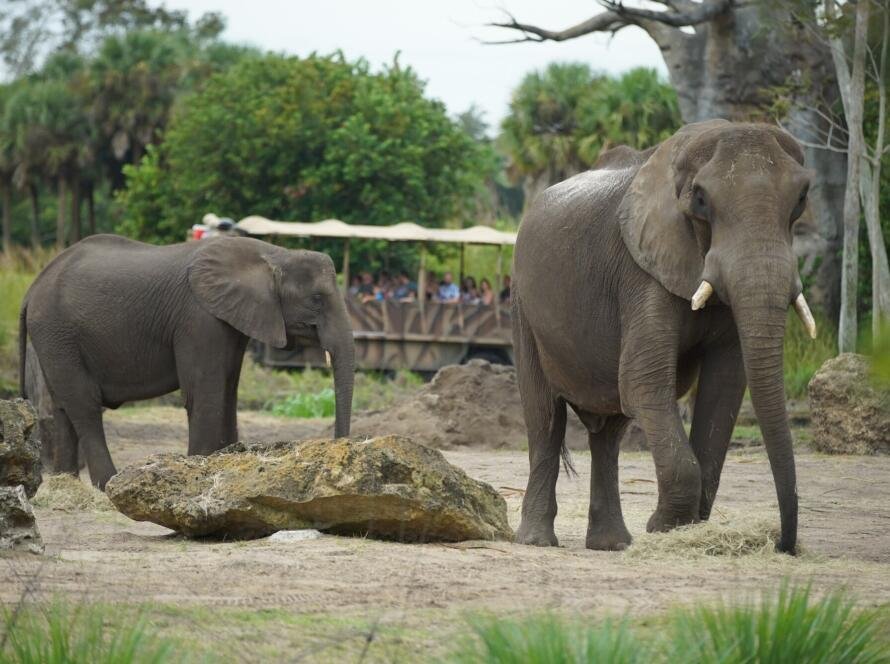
left=89, top=464, right=118, bottom=492
left=646, top=508, right=698, bottom=533
left=515, top=519, right=559, bottom=547
left=586, top=520, right=632, bottom=551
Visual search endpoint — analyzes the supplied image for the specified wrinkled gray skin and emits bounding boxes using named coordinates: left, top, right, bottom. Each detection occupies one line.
left=20, top=235, right=355, bottom=490
left=513, top=121, right=811, bottom=554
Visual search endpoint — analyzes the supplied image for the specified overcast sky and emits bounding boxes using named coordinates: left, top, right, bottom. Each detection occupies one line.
left=163, top=0, right=665, bottom=131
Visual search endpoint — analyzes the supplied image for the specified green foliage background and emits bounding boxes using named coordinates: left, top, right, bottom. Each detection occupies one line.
left=117, top=54, right=491, bottom=245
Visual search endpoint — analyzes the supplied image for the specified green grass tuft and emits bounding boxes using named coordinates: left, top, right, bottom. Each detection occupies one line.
left=783, top=310, right=837, bottom=399
left=0, top=601, right=178, bottom=664
left=448, top=587, right=890, bottom=664
left=666, top=584, right=890, bottom=664
left=451, top=614, right=648, bottom=664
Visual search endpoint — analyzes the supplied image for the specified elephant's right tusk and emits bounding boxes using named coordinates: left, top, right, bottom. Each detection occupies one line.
left=794, top=293, right=817, bottom=340
left=691, top=281, right=713, bottom=311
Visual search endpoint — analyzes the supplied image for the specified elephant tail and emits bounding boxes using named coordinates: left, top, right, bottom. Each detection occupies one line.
left=561, top=440, right=575, bottom=477
left=18, top=301, right=27, bottom=398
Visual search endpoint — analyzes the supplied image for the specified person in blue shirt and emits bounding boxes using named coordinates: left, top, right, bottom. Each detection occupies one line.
left=437, top=271, right=460, bottom=303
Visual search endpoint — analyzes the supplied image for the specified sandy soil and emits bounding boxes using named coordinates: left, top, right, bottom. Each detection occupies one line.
left=3, top=406, right=890, bottom=661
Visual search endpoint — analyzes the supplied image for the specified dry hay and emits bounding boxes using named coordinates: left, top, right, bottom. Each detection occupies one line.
left=32, top=474, right=114, bottom=512
left=624, top=517, right=784, bottom=560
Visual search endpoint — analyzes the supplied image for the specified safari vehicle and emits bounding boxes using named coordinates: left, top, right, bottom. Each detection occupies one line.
left=202, top=213, right=516, bottom=372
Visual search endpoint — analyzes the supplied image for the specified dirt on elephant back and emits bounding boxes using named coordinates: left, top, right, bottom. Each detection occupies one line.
left=348, top=360, right=590, bottom=450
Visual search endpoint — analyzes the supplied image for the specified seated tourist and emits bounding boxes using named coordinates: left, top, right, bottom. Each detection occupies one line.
left=461, top=276, right=480, bottom=304
left=479, top=278, right=495, bottom=305
left=358, top=272, right=377, bottom=303
left=499, top=275, right=511, bottom=305
left=393, top=271, right=417, bottom=302
left=437, top=271, right=460, bottom=303
left=424, top=270, right=438, bottom=301
left=348, top=275, right=362, bottom=298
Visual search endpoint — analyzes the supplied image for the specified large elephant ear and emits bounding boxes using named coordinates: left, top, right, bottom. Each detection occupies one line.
left=187, top=237, right=288, bottom=348
left=618, top=120, right=729, bottom=300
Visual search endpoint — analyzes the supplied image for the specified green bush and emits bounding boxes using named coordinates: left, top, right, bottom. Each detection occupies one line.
left=267, top=388, right=336, bottom=418
left=118, top=53, right=489, bottom=245
left=0, top=601, right=177, bottom=664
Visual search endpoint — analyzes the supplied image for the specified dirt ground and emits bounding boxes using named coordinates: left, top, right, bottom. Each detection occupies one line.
left=3, top=406, right=890, bottom=661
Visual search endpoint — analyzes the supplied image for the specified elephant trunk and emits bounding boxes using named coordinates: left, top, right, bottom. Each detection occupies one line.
left=728, top=268, right=798, bottom=554
left=319, top=302, right=355, bottom=438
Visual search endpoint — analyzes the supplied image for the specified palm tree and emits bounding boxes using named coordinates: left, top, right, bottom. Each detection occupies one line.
left=499, top=65, right=681, bottom=206
left=0, top=84, right=16, bottom=254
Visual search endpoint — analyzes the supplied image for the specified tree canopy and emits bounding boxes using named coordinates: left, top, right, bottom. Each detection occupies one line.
left=118, top=53, right=492, bottom=244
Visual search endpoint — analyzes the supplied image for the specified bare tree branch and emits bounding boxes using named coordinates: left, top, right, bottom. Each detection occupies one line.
left=597, top=0, right=731, bottom=28
left=484, top=8, right=630, bottom=44
left=484, top=0, right=733, bottom=45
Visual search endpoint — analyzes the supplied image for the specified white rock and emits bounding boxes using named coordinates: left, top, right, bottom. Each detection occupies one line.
left=267, top=529, right=323, bottom=542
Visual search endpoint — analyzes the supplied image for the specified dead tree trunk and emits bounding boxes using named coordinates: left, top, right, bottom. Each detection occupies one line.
left=56, top=177, right=67, bottom=250
left=488, top=0, right=845, bottom=316
left=1, top=182, right=11, bottom=255
left=28, top=183, right=40, bottom=248
left=69, top=178, right=81, bottom=245
left=828, top=0, right=868, bottom=352
left=85, top=181, right=96, bottom=236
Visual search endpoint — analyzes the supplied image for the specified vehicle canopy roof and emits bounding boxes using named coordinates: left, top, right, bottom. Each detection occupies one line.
left=203, top=213, right=516, bottom=246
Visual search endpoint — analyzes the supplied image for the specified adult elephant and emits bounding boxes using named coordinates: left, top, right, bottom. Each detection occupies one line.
left=513, top=120, right=816, bottom=554
left=20, top=235, right=355, bottom=489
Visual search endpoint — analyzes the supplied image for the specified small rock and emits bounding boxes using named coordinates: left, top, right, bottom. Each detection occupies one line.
left=808, top=353, right=890, bottom=454
left=0, top=399, right=42, bottom=497
left=267, top=529, right=323, bottom=542
left=0, top=485, right=44, bottom=554
left=106, top=435, right=513, bottom=542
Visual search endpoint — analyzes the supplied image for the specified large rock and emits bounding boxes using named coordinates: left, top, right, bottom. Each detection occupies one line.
left=106, top=435, right=513, bottom=542
left=0, top=399, right=41, bottom=497
left=0, top=485, right=43, bottom=554
left=808, top=353, right=890, bottom=454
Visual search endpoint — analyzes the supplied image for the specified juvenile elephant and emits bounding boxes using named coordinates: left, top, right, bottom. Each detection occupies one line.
left=20, top=234, right=355, bottom=489
left=513, top=120, right=817, bottom=554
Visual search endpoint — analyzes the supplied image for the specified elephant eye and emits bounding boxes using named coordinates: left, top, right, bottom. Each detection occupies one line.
left=690, top=185, right=709, bottom=220
left=790, top=185, right=809, bottom=223
left=310, top=293, right=324, bottom=305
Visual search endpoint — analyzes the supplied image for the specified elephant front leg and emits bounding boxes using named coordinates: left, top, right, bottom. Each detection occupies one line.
left=620, top=329, right=701, bottom=533
left=183, top=382, right=239, bottom=456
left=688, top=336, right=746, bottom=520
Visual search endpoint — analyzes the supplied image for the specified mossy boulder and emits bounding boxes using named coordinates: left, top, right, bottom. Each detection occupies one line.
left=0, top=399, right=41, bottom=497
left=808, top=353, right=890, bottom=454
left=106, top=435, right=513, bottom=542
left=0, top=485, right=43, bottom=554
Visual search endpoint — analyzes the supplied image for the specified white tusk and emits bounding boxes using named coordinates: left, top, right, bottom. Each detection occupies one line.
left=691, top=281, right=713, bottom=311
left=794, top=293, right=817, bottom=340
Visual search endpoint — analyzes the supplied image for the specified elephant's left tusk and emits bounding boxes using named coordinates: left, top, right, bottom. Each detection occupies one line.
left=691, top=281, right=713, bottom=311
left=794, top=293, right=817, bottom=340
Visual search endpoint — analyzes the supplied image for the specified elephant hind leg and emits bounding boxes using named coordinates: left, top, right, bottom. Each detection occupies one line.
left=49, top=407, right=79, bottom=477
left=514, top=307, right=566, bottom=547
left=583, top=413, right=633, bottom=551
left=33, top=342, right=116, bottom=489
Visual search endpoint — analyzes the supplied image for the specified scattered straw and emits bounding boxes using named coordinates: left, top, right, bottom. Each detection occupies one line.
left=31, top=475, right=114, bottom=512
left=624, top=518, right=783, bottom=560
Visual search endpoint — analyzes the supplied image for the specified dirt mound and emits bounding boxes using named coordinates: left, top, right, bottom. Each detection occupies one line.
left=808, top=353, right=890, bottom=454
left=349, top=360, right=590, bottom=450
